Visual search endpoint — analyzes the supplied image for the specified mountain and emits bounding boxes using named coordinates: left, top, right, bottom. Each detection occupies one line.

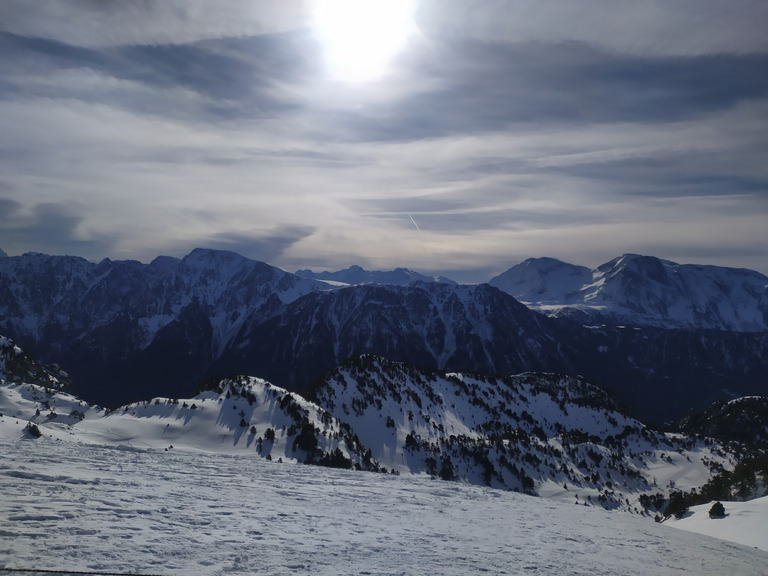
left=0, top=248, right=328, bottom=405
left=0, top=334, right=70, bottom=391
left=295, top=264, right=456, bottom=286
left=678, top=396, right=768, bottom=450
left=490, top=254, right=768, bottom=331
left=210, top=282, right=574, bottom=394
left=305, top=355, right=736, bottom=508
left=211, top=279, right=768, bottom=423
left=489, top=257, right=593, bottom=304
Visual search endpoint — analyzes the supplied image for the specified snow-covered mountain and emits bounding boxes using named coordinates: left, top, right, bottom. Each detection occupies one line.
left=2, top=249, right=768, bottom=423
left=0, top=248, right=330, bottom=405
left=679, top=396, right=768, bottom=450
left=211, top=282, right=573, bottom=393
left=306, top=355, right=740, bottom=511
left=0, top=334, right=70, bottom=391
left=295, top=264, right=456, bottom=286
left=490, top=254, right=768, bottom=331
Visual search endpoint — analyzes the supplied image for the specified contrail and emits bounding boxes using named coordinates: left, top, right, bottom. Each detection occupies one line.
left=408, top=213, right=422, bottom=234
left=408, top=213, right=431, bottom=259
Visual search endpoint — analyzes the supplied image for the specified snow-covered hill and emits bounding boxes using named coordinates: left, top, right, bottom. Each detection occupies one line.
left=490, top=254, right=768, bottom=331
left=0, top=374, right=381, bottom=471
left=296, top=264, right=456, bottom=286
left=307, top=356, right=743, bottom=512
left=0, top=335, right=70, bottom=391
left=0, top=337, right=744, bottom=516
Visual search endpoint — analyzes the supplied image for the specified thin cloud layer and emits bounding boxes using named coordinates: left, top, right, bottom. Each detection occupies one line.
left=0, top=1, right=766, bottom=279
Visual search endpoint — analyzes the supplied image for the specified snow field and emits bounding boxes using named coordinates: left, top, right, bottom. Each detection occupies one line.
left=2, top=438, right=767, bottom=576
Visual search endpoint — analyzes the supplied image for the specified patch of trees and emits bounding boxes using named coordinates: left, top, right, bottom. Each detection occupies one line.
left=293, top=421, right=319, bottom=457
left=316, top=448, right=353, bottom=469
left=663, top=454, right=768, bottom=518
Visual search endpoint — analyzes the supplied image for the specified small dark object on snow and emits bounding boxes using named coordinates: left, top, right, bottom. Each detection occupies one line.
left=709, top=501, right=726, bottom=518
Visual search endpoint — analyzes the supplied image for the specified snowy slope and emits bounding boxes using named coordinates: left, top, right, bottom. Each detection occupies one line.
left=667, top=496, right=768, bottom=552
left=0, top=338, right=739, bottom=513
left=490, top=254, right=768, bottom=331
left=2, top=342, right=767, bottom=570
left=0, top=335, right=70, bottom=390
left=1, top=438, right=767, bottom=575
left=0, top=375, right=381, bottom=471
left=308, top=356, right=737, bottom=512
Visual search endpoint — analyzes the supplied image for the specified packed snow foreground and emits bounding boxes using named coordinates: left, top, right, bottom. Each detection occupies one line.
left=1, top=337, right=767, bottom=574
left=1, top=439, right=765, bottom=576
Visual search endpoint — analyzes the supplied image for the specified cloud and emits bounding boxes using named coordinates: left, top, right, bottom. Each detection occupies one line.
left=205, top=226, right=316, bottom=263
left=416, top=0, right=768, bottom=56
left=0, top=0, right=313, bottom=47
left=0, top=197, right=116, bottom=257
left=342, top=40, right=768, bottom=142
left=0, top=1, right=766, bottom=279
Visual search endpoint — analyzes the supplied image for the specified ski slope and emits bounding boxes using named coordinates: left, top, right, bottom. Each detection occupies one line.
left=2, top=437, right=767, bottom=576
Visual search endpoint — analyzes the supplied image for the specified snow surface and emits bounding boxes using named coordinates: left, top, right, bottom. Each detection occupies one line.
left=668, top=496, right=768, bottom=553
left=2, top=437, right=767, bottom=576
left=1, top=346, right=767, bottom=574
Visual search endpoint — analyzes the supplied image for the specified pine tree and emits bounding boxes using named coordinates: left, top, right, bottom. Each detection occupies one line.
left=708, top=501, right=726, bottom=519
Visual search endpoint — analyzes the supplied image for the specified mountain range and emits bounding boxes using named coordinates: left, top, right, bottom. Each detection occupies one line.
left=296, top=264, right=456, bottom=286
left=1, top=248, right=767, bottom=423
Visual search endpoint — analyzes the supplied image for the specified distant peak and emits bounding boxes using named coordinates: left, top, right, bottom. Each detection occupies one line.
left=0, top=247, right=7, bottom=258
left=184, top=248, right=251, bottom=264
left=520, top=257, right=578, bottom=269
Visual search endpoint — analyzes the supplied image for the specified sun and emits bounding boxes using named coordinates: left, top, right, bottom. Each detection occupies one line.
left=313, top=0, right=415, bottom=82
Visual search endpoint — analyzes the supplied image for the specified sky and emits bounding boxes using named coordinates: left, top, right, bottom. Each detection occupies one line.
left=1, top=0, right=767, bottom=282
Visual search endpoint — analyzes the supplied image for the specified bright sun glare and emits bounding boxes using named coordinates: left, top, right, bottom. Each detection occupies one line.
left=313, top=0, right=415, bottom=82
